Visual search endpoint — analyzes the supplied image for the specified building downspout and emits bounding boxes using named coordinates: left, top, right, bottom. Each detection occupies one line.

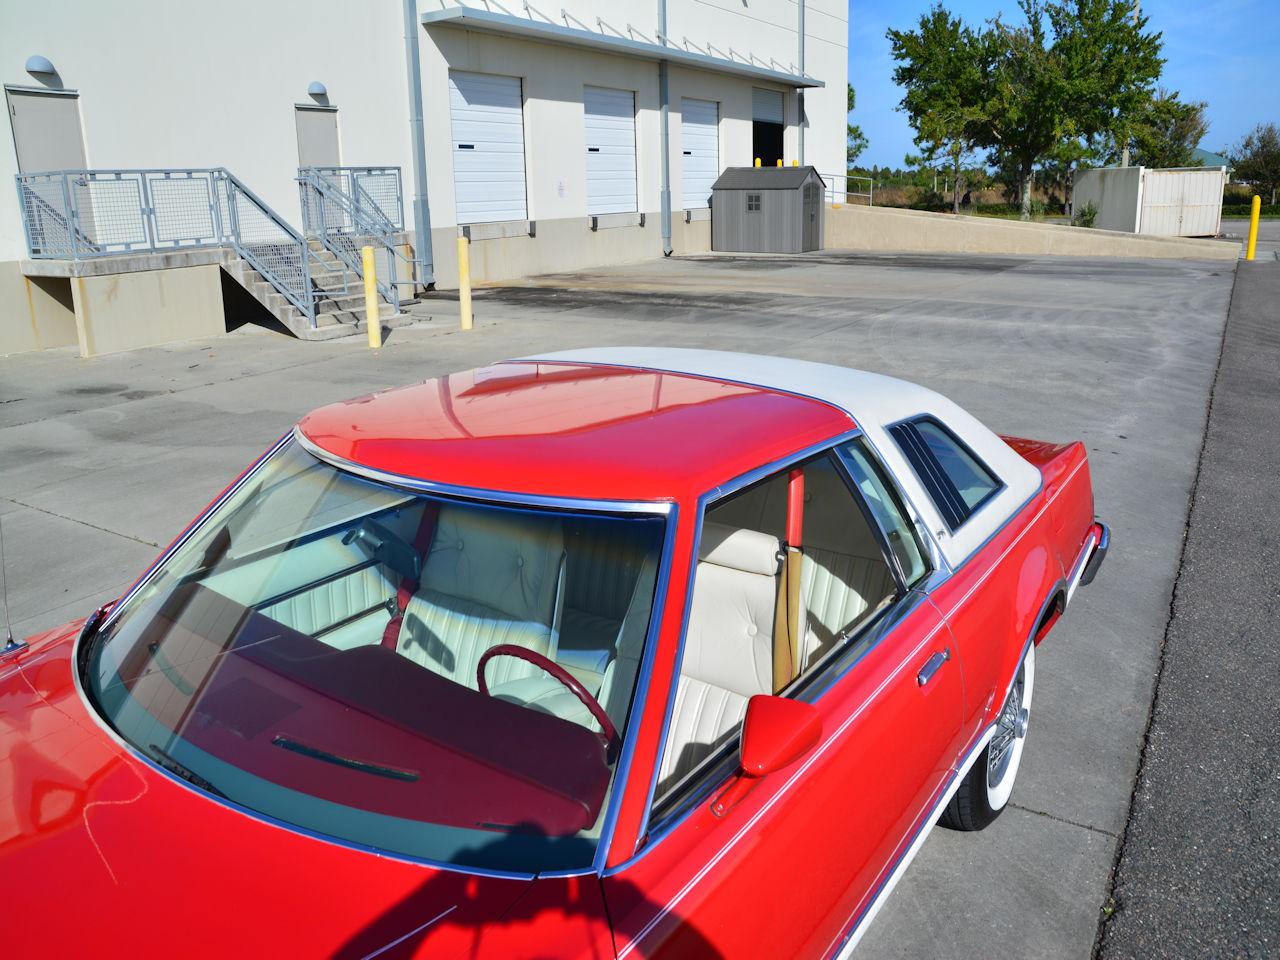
left=658, top=0, right=673, bottom=256
left=797, top=0, right=805, bottom=166
left=403, top=0, right=435, bottom=286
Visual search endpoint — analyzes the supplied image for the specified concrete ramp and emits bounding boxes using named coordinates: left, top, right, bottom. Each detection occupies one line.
left=825, top=204, right=1240, bottom=261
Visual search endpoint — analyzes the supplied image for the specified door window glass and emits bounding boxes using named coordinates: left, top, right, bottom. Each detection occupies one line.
left=837, top=440, right=929, bottom=586
left=653, top=452, right=898, bottom=808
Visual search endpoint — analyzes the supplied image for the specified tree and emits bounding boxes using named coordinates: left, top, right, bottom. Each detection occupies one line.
left=980, top=0, right=1163, bottom=219
left=1232, top=122, right=1280, bottom=204
left=1112, top=88, right=1208, bottom=168
left=847, top=84, right=869, bottom=167
left=887, top=5, right=987, bottom=214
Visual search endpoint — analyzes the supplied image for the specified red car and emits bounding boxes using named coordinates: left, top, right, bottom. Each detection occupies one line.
left=1, top=349, right=1106, bottom=958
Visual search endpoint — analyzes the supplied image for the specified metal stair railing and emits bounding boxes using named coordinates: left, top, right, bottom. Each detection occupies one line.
left=297, top=167, right=410, bottom=312
left=14, top=167, right=333, bottom=328
left=300, top=165, right=404, bottom=231
left=213, top=169, right=326, bottom=326
left=820, top=173, right=874, bottom=206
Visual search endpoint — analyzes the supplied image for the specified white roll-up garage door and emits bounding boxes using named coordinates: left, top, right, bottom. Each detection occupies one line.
left=751, top=88, right=785, bottom=124
left=448, top=71, right=528, bottom=224
left=584, top=86, right=638, bottom=215
left=681, top=98, right=719, bottom=209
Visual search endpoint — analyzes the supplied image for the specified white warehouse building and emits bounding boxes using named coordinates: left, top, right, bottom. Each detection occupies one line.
left=0, top=0, right=846, bottom=355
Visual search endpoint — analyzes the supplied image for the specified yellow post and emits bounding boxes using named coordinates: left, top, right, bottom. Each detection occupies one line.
left=754, top=157, right=761, bottom=168
left=361, top=245, right=381, bottom=349
left=791, top=159, right=799, bottom=166
left=1245, top=194, right=1261, bottom=261
left=457, top=234, right=473, bottom=331
left=776, top=159, right=783, bottom=167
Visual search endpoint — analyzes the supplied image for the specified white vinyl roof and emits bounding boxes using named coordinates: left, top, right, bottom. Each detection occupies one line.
left=523, top=347, right=1043, bottom=568
left=421, top=8, right=823, bottom=89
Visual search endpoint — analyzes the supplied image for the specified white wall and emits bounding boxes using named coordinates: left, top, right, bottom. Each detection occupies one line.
left=0, top=0, right=413, bottom=261
left=1, top=0, right=847, bottom=260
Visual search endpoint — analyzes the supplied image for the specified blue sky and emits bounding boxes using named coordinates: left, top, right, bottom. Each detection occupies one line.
left=847, top=0, right=1279, bottom=168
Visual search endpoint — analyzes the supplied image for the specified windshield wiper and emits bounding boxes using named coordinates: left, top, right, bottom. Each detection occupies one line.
left=272, top=735, right=419, bottom=782
left=147, top=743, right=228, bottom=799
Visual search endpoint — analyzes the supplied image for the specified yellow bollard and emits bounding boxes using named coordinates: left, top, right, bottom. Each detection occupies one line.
left=362, top=245, right=381, bottom=349
left=792, top=159, right=799, bottom=166
left=1245, top=195, right=1261, bottom=261
left=457, top=234, right=473, bottom=331
left=776, top=159, right=783, bottom=167
left=754, top=157, right=761, bottom=168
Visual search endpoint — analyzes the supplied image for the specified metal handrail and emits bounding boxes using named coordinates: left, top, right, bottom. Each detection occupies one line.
left=299, top=165, right=404, bottom=231
left=15, top=167, right=323, bottom=328
left=821, top=173, right=874, bottom=206
left=297, top=168, right=408, bottom=312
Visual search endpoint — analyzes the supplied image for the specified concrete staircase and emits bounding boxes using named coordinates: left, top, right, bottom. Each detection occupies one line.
left=220, top=242, right=414, bottom=341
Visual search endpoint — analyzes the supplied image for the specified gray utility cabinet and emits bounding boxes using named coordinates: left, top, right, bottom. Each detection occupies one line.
left=711, top=166, right=826, bottom=253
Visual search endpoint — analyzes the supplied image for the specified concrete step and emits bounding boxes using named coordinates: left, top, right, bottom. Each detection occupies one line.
left=222, top=255, right=407, bottom=342
left=302, top=308, right=414, bottom=341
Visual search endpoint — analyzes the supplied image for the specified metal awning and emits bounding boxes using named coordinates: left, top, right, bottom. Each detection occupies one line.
left=420, top=7, right=823, bottom=89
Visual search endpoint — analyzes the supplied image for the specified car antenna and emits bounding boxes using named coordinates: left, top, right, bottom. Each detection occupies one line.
left=0, top=514, right=25, bottom=657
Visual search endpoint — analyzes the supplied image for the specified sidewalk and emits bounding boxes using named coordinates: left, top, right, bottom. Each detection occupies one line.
left=1096, top=257, right=1280, bottom=958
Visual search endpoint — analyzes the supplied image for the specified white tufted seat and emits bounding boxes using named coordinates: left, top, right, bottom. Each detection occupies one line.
left=395, top=505, right=565, bottom=691
left=708, top=460, right=896, bottom=669
left=657, top=522, right=781, bottom=795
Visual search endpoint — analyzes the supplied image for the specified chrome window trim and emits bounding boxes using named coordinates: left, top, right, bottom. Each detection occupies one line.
left=846, top=424, right=952, bottom=579
left=622, top=428, right=861, bottom=861
left=76, top=429, right=676, bottom=881
left=830, top=439, right=936, bottom=591
left=589, top=504, right=680, bottom=876
left=294, top=428, right=675, bottom=515
left=615, top=427, right=954, bottom=870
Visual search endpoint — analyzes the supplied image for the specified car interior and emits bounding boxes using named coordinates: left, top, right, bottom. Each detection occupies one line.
left=123, top=442, right=906, bottom=834
left=653, top=453, right=900, bottom=803
left=196, top=486, right=662, bottom=745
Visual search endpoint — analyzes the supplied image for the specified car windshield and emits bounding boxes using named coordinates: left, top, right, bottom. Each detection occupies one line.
left=83, top=439, right=666, bottom=873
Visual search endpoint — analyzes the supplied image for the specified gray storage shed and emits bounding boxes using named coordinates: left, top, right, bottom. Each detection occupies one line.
left=711, top=166, right=825, bottom=253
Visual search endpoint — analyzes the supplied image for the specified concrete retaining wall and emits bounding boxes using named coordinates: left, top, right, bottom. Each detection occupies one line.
left=69, top=264, right=225, bottom=357
left=824, top=204, right=1240, bottom=261
left=0, top=261, right=78, bottom=356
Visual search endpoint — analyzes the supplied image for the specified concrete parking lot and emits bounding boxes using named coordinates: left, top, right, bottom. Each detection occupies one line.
left=0, top=250, right=1236, bottom=958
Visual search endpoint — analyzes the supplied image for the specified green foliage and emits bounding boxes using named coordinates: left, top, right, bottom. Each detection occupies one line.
left=1112, top=88, right=1208, bottom=168
left=1222, top=203, right=1280, bottom=218
left=887, top=0, right=1166, bottom=220
left=1072, top=201, right=1098, bottom=227
left=887, top=5, right=987, bottom=212
left=847, top=84, right=869, bottom=166
left=1231, top=122, right=1280, bottom=203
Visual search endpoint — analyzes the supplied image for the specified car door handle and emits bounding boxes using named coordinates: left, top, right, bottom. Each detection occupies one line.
left=917, top=647, right=951, bottom=686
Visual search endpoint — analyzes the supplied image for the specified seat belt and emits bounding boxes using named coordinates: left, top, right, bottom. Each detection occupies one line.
left=772, top=468, right=804, bottom=693
left=381, top=501, right=441, bottom=649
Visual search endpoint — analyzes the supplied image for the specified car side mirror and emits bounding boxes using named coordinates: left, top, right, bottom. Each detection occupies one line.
left=712, top=695, right=822, bottom=817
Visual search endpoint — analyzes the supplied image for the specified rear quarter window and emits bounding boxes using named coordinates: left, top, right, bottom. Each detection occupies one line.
left=888, top=417, right=1002, bottom=531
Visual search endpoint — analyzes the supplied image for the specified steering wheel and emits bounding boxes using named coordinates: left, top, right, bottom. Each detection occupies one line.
left=477, top=644, right=620, bottom=762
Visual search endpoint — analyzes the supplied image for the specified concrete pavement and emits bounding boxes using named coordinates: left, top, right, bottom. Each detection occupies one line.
left=0, top=250, right=1237, bottom=958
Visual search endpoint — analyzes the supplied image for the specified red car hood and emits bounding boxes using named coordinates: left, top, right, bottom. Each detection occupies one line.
left=0, top=624, right=537, bottom=958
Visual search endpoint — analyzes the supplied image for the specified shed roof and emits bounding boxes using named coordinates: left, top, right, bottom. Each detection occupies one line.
left=711, top=167, right=825, bottom=191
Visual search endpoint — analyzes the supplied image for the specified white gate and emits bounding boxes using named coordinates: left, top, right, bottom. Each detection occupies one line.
left=1139, top=167, right=1228, bottom=237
